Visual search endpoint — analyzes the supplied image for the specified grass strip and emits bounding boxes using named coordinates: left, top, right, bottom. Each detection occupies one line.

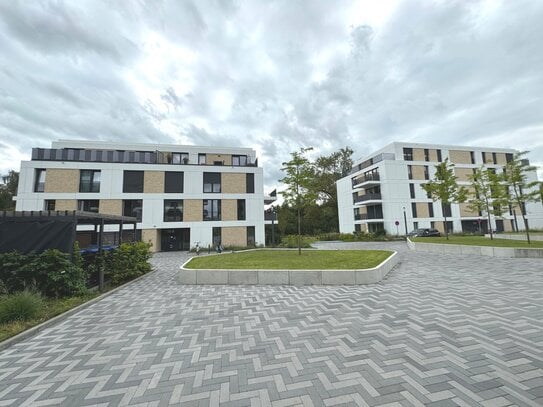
left=412, top=236, right=543, bottom=248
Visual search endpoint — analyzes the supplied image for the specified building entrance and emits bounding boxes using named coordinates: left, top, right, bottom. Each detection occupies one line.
left=161, top=228, right=190, bottom=251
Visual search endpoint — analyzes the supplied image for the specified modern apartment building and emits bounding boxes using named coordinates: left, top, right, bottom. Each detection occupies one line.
left=16, top=140, right=268, bottom=251
left=337, top=142, right=543, bottom=235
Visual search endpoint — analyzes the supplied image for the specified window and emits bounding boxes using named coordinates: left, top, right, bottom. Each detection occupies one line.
left=437, top=149, right=442, bottom=162
left=232, top=155, right=248, bottom=166
left=424, top=166, right=429, bottom=180
left=237, top=199, right=246, bottom=220
left=413, top=221, right=419, bottom=229
left=123, top=200, right=143, bottom=222
left=79, top=170, right=101, bottom=193
left=198, top=154, right=206, bottom=165
left=247, top=226, right=256, bottom=246
left=407, top=165, right=413, bottom=180
left=164, top=200, right=183, bottom=222
left=246, top=173, right=255, bottom=193
left=212, top=227, right=222, bottom=245
left=165, top=172, right=184, bottom=193
left=203, top=172, right=221, bottom=193
left=203, top=199, right=221, bottom=221
left=442, top=203, right=452, bottom=217
left=430, top=221, right=435, bottom=229
left=492, top=152, right=497, bottom=164
left=213, top=160, right=223, bottom=166
left=411, top=202, right=418, bottom=218
left=34, top=169, right=46, bottom=192
left=424, top=149, right=429, bottom=162
left=78, top=200, right=99, bottom=213
left=409, top=183, right=415, bottom=199
left=428, top=203, right=434, bottom=217
left=470, top=151, right=475, bottom=164
left=44, top=200, right=55, bottom=211
left=172, top=152, right=189, bottom=164
left=403, top=148, right=413, bottom=161
left=506, top=153, right=513, bottom=163
left=123, top=171, right=144, bottom=193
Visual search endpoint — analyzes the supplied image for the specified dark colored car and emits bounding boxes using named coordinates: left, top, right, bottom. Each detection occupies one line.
left=407, top=228, right=441, bottom=237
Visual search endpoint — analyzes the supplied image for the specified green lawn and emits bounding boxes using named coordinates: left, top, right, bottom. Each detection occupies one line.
left=412, top=236, right=543, bottom=248
left=185, top=249, right=393, bottom=270
left=0, top=293, right=100, bottom=342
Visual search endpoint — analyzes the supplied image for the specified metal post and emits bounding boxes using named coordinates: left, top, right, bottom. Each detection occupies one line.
left=403, top=206, right=408, bottom=239
left=119, top=220, right=123, bottom=246
left=98, top=219, right=105, bottom=291
left=271, top=209, right=275, bottom=247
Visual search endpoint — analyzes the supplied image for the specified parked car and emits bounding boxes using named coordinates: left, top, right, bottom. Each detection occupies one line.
left=407, top=228, right=441, bottom=237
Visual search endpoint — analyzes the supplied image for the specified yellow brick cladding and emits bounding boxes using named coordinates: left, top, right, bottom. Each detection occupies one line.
left=413, top=149, right=425, bottom=161
left=415, top=202, right=430, bottom=218
left=410, top=165, right=427, bottom=180
left=222, top=173, right=246, bottom=193
left=449, top=150, right=472, bottom=164
left=222, top=226, right=247, bottom=247
left=142, top=229, right=160, bottom=252
left=44, top=169, right=79, bottom=193
left=55, top=199, right=77, bottom=211
left=206, top=154, right=232, bottom=166
left=144, top=171, right=164, bottom=193
left=184, top=199, right=202, bottom=221
left=99, top=200, right=122, bottom=216
left=455, top=167, right=474, bottom=182
left=222, top=199, right=238, bottom=221
left=459, top=203, right=478, bottom=217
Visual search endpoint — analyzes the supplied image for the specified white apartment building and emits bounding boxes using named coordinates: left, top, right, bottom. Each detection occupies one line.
left=337, top=142, right=543, bottom=235
left=16, top=140, right=269, bottom=251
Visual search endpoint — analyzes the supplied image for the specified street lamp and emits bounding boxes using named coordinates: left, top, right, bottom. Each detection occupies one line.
left=403, top=206, right=408, bottom=239
left=266, top=206, right=278, bottom=246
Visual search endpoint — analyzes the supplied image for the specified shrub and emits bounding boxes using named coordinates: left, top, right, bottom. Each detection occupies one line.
left=0, top=291, right=43, bottom=323
left=106, top=242, right=152, bottom=285
left=0, top=251, right=32, bottom=293
left=277, top=235, right=315, bottom=248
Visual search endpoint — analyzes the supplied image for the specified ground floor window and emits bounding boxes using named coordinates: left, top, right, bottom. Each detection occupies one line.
left=123, top=200, right=143, bottom=222
left=212, top=227, right=221, bottom=246
left=247, top=226, right=255, bottom=246
left=78, top=200, right=99, bottom=213
left=44, top=200, right=55, bottom=211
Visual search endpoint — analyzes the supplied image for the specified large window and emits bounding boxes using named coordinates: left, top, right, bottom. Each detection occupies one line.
left=164, top=200, right=183, bottom=222
left=409, top=183, right=415, bottom=199
left=403, top=148, right=413, bottom=161
left=203, top=172, right=221, bottom=193
left=172, top=152, right=189, bottom=164
left=165, top=172, right=184, bottom=193
left=428, top=203, right=434, bottom=217
left=442, top=203, right=452, bottom=217
left=232, top=155, right=247, bottom=166
left=78, top=200, right=99, bottom=213
left=44, top=200, right=55, bottom=211
left=123, top=171, right=144, bottom=193
left=411, top=202, right=418, bottom=218
left=79, top=170, right=101, bottom=192
left=247, top=226, right=255, bottom=246
left=198, top=154, right=206, bottom=165
left=212, top=227, right=221, bottom=245
left=123, top=200, right=143, bottom=222
left=407, top=165, right=413, bottom=180
left=246, top=173, right=254, bottom=193
left=34, top=169, right=46, bottom=192
left=237, top=199, right=246, bottom=220
left=203, top=199, right=221, bottom=221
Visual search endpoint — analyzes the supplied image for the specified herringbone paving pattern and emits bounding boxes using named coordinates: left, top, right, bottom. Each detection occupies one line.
left=0, top=242, right=542, bottom=406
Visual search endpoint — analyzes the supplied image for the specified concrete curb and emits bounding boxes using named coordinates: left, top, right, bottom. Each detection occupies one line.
left=0, top=268, right=158, bottom=352
left=407, top=238, right=543, bottom=258
left=179, top=251, right=399, bottom=285
left=485, top=233, right=543, bottom=242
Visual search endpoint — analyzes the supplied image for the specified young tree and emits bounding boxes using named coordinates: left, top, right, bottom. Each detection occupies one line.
left=467, top=167, right=508, bottom=240
left=421, top=159, right=467, bottom=240
left=280, top=148, right=317, bottom=254
left=0, top=170, right=19, bottom=211
left=502, top=152, right=541, bottom=244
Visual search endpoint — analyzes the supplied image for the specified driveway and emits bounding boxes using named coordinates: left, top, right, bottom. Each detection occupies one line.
left=0, top=244, right=542, bottom=406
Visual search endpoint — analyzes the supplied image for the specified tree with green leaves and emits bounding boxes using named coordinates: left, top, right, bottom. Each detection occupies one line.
left=0, top=170, right=19, bottom=211
left=467, top=167, right=508, bottom=240
left=502, top=152, right=541, bottom=244
left=280, top=148, right=317, bottom=254
left=421, top=159, right=467, bottom=240
left=311, top=147, right=354, bottom=205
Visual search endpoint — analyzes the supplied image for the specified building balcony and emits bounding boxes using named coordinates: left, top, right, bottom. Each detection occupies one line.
left=353, top=193, right=382, bottom=204
left=354, top=213, right=383, bottom=220
left=348, top=153, right=395, bottom=175
left=352, top=173, right=380, bottom=188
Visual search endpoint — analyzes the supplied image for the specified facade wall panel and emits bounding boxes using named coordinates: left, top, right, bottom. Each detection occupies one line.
left=144, top=171, right=164, bottom=193
left=222, top=173, right=246, bottom=193
left=184, top=199, right=203, bottom=222
left=222, top=226, right=247, bottom=247
left=449, top=150, right=472, bottom=164
left=44, top=169, right=79, bottom=193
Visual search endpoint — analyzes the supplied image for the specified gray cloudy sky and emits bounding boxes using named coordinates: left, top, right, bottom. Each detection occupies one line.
left=1, top=0, right=542, bottom=191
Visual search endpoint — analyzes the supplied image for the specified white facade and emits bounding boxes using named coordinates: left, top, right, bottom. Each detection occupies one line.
left=16, top=140, right=266, bottom=251
left=337, top=142, right=543, bottom=235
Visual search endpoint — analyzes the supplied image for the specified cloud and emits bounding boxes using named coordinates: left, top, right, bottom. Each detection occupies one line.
left=0, top=0, right=542, bottom=185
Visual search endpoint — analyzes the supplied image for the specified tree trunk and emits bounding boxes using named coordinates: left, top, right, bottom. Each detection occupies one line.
left=520, top=204, right=531, bottom=244
left=297, top=206, right=301, bottom=255
left=487, top=213, right=493, bottom=240
left=444, top=215, right=449, bottom=240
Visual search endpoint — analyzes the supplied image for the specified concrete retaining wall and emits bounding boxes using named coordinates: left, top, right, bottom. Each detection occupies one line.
left=407, top=238, right=543, bottom=258
left=179, top=251, right=399, bottom=285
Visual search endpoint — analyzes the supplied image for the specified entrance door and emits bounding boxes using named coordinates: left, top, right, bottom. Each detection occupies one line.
left=161, top=228, right=190, bottom=251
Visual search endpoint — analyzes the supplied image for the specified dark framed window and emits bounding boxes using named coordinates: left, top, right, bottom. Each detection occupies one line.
left=442, top=203, right=452, bottom=217
left=203, top=172, right=221, bottom=193
left=212, top=227, right=221, bottom=245
left=428, top=203, right=434, bottom=217
left=437, top=149, right=442, bottom=162
left=198, top=154, right=206, bottom=165
left=482, top=152, right=488, bottom=163
left=413, top=221, right=419, bottom=229
left=123, top=170, right=144, bottom=193
left=203, top=199, right=221, bottom=221
left=165, top=172, right=184, bottom=193
left=172, top=152, right=189, bottom=164
left=492, top=152, right=497, bottom=164
left=407, top=165, right=413, bottom=180
left=34, top=169, right=46, bottom=192
left=164, top=200, right=183, bottom=222
left=424, top=166, right=429, bottom=180
left=213, top=161, right=223, bottom=166
left=506, top=153, right=513, bottom=163
left=424, top=149, right=429, bottom=162
left=123, top=200, right=143, bottom=222
left=246, top=173, right=254, bottom=193
left=247, top=226, right=255, bottom=246
left=411, top=202, right=418, bottom=218
left=232, top=155, right=247, bottom=166
left=44, top=200, right=55, bottom=211
left=470, top=151, right=475, bottom=164
left=409, top=183, right=415, bottom=199
left=79, top=170, right=101, bottom=192
left=237, top=199, right=246, bottom=220
left=78, top=200, right=99, bottom=213
left=403, top=148, right=413, bottom=161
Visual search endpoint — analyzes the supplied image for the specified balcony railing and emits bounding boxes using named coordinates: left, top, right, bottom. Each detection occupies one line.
left=349, top=153, right=395, bottom=175
left=352, top=173, right=380, bottom=187
left=354, top=213, right=383, bottom=220
left=353, top=193, right=382, bottom=203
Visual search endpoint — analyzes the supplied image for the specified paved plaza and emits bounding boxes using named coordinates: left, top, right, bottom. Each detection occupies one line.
left=0, top=242, right=542, bottom=406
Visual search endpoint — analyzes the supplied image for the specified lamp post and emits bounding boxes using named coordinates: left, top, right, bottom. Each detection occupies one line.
left=403, top=206, right=408, bottom=240
left=266, top=206, right=278, bottom=246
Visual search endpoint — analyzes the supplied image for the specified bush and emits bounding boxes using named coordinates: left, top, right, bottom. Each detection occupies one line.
left=106, top=242, right=152, bottom=285
left=0, top=291, right=43, bottom=323
left=277, top=235, right=315, bottom=248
